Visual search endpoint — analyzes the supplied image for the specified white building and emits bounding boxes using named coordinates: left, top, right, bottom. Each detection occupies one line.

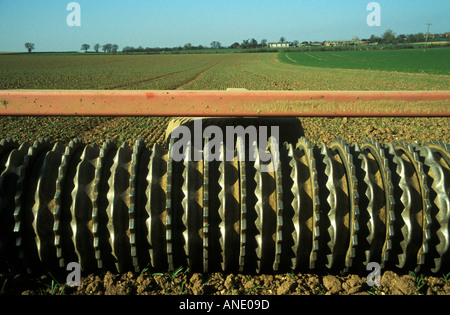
left=269, top=42, right=291, bottom=48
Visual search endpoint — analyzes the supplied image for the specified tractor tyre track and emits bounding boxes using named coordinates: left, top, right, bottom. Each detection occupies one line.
left=107, top=60, right=223, bottom=90
left=175, top=59, right=225, bottom=90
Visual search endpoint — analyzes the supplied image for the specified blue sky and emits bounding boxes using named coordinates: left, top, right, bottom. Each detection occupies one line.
left=0, top=0, right=449, bottom=52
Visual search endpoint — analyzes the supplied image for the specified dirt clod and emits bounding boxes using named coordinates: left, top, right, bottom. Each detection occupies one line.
left=323, top=275, right=342, bottom=294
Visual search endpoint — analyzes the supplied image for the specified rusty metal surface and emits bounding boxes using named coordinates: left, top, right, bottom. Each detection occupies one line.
left=0, top=90, right=449, bottom=117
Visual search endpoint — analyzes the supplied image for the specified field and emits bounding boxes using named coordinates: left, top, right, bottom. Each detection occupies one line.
left=278, top=48, right=450, bottom=75
left=0, top=50, right=449, bottom=295
left=0, top=50, right=449, bottom=147
left=1, top=50, right=450, bottom=90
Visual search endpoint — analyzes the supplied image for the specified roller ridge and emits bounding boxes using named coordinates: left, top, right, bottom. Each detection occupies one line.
left=0, top=140, right=30, bottom=272
left=236, top=136, right=247, bottom=273
left=15, top=139, right=54, bottom=273
left=270, top=137, right=284, bottom=272
left=329, top=137, right=360, bottom=272
left=360, top=138, right=395, bottom=268
left=320, top=143, right=339, bottom=269
left=253, top=140, right=264, bottom=272
left=92, top=139, right=117, bottom=270
left=145, top=143, right=167, bottom=271
left=0, top=138, right=449, bottom=274
left=420, top=142, right=450, bottom=272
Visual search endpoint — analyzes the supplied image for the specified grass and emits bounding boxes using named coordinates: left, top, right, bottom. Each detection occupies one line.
left=443, top=272, right=450, bottom=284
left=0, top=279, right=7, bottom=295
left=37, top=272, right=67, bottom=295
left=278, top=47, right=450, bottom=75
left=409, top=271, right=426, bottom=295
left=169, top=266, right=188, bottom=281
left=367, top=285, right=380, bottom=295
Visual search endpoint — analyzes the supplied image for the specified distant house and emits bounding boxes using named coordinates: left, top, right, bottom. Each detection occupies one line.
left=443, top=33, right=450, bottom=38
left=325, top=39, right=363, bottom=46
left=269, top=42, right=291, bottom=48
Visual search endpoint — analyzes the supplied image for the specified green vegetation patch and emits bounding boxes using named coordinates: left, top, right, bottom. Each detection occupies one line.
left=278, top=48, right=450, bottom=75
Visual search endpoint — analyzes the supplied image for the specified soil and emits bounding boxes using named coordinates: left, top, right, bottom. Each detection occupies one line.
left=0, top=116, right=448, bottom=147
left=1, top=269, right=449, bottom=295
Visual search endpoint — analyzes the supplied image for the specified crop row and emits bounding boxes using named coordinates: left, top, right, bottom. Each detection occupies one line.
left=278, top=48, right=450, bottom=75
left=0, top=116, right=170, bottom=147
left=0, top=116, right=448, bottom=150
left=1, top=52, right=449, bottom=91
left=0, top=52, right=448, bottom=147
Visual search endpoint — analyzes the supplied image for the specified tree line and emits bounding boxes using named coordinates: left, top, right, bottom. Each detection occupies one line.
left=118, top=30, right=449, bottom=53
left=365, top=29, right=449, bottom=44
left=80, top=43, right=119, bottom=53
left=22, top=29, right=448, bottom=54
left=121, top=37, right=282, bottom=53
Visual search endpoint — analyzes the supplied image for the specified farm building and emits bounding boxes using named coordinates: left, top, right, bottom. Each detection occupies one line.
left=325, top=39, right=364, bottom=46
left=269, top=42, right=291, bottom=48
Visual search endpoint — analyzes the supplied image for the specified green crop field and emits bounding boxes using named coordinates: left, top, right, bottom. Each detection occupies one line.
left=0, top=51, right=449, bottom=91
left=278, top=48, right=450, bottom=75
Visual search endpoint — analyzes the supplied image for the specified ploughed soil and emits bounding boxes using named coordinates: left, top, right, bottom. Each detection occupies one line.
left=1, top=269, right=450, bottom=295
left=0, top=116, right=449, bottom=147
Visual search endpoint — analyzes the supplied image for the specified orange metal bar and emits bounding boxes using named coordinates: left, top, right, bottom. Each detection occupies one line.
left=0, top=90, right=449, bottom=117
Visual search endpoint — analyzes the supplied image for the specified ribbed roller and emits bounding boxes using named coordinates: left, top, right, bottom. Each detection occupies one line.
left=218, top=140, right=240, bottom=272
left=328, top=138, right=360, bottom=273
left=419, top=141, right=450, bottom=272
left=129, top=138, right=150, bottom=273
left=288, top=138, right=320, bottom=270
left=92, top=140, right=117, bottom=271
left=15, top=139, right=56, bottom=273
left=0, top=137, right=449, bottom=275
left=0, top=139, right=30, bottom=272
left=358, top=138, right=395, bottom=269
left=54, top=139, right=85, bottom=270
left=71, top=144, right=98, bottom=272
left=181, top=140, right=204, bottom=272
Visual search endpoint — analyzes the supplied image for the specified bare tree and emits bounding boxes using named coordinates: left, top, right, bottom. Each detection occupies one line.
left=81, top=44, right=90, bottom=53
left=210, top=41, right=222, bottom=49
left=24, top=42, right=35, bottom=53
left=102, top=43, right=112, bottom=53
left=381, top=29, right=395, bottom=44
left=230, top=42, right=240, bottom=49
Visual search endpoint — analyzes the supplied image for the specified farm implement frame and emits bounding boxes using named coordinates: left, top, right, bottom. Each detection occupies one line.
left=0, top=89, right=449, bottom=117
